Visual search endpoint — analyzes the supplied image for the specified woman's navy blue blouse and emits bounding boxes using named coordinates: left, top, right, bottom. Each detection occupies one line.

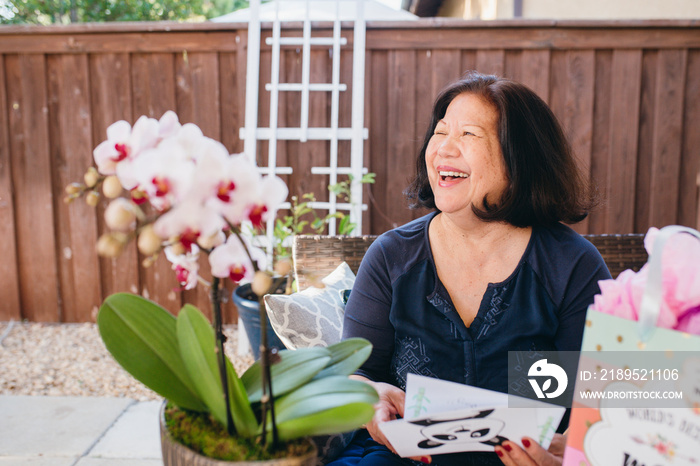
left=342, top=212, right=612, bottom=394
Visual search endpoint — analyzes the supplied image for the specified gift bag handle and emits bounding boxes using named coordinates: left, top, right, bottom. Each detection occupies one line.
left=638, top=225, right=700, bottom=342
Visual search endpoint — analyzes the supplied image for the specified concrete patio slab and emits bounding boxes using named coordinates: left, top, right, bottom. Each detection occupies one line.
left=87, top=400, right=162, bottom=460
left=76, top=459, right=162, bottom=466
left=0, top=396, right=135, bottom=458
left=0, top=458, right=76, bottom=466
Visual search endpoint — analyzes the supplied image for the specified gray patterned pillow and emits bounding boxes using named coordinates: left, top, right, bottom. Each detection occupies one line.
left=263, top=262, right=355, bottom=349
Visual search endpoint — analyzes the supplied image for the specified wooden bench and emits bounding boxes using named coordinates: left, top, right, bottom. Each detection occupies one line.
left=293, top=233, right=648, bottom=291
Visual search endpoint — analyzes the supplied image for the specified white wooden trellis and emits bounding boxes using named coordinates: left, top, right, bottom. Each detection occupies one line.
left=240, top=0, right=369, bottom=242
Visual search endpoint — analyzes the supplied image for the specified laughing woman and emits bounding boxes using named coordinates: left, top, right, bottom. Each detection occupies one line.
left=329, top=72, right=611, bottom=466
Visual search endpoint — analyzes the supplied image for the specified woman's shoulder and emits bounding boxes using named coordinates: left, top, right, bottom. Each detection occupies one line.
left=527, top=223, right=608, bottom=283
left=532, top=222, right=602, bottom=258
left=364, top=212, right=435, bottom=270
left=373, top=212, right=434, bottom=250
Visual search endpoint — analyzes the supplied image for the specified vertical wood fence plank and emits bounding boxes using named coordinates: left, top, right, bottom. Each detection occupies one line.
left=131, top=52, right=182, bottom=315
left=386, top=50, right=416, bottom=229
left=48, top=54, right=102, bottom=322
left=460, top=50, right=477, bottom=75
left=648, top=49, right=687, bottom=228
left=220, top=51, right=242, bottom=154
left=607, top=50, right=642, bottom=233
left=360, top=45, right=372, bottom=234
left=0, top=56, right=21, bottom=320
left=563, top=51, right=596, bottom=234
left=679, top=50, right=700, bottom=229
left=503, top=50, right=522, bottom=82
left=6, top=54, right=60, bottom=321
left=175, top=51, right=222, bottom=320
left=519, top=50, right=551, bottom=104
left=367, top=51, right=394, bottom=232
left=89, top=53, right=140, bottom=305
left=635, top=51, right=658, bottom=231
left=588, top=51, right=613, bottom=234
left=475, top=50, right=505, bottom=76
left=548, top=50, right=568, bottom=131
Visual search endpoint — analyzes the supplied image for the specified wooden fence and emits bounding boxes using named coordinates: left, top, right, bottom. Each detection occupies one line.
left=1, top=20, right=699, bottom=322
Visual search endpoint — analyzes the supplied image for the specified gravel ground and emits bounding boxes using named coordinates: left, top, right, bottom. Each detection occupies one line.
left=0, top=321, right=254, bottom=400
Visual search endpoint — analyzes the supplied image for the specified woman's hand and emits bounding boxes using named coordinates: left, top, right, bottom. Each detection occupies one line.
left=351, top=377, right=405, bottom=448
left=349, top=376, right=432, bottom=464
left=495, top=434, right=566, bottom=466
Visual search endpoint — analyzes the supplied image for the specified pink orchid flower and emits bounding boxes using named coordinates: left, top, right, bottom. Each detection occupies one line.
left=93, top=115, right=159, bottom=176
left=209, top=235, right=267, bottom=283
left=130, top=141, right=196, bottom=211
left=164, top=245, right=200, bottom=291
left=153, top=201, right=225, bottom=252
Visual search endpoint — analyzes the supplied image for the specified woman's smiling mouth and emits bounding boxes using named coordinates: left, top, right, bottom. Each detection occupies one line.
left=438, top=170, right=470, bottom=181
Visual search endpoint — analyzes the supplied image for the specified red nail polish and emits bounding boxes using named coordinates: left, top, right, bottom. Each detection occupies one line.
left=522, top=438, right=531, bottom=448
left=504, top=443, right=512, bottom=452
left=496, top=449, right=504, bottom=457
left=420, top=456, right=430, bottom=464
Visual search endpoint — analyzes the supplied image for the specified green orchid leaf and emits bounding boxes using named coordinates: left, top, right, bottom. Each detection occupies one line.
left=177, top=305, right=258, bottom=437
left=275, top=403, right=376, bottom=441
left=274, top=376, right=377, bottom=418
left=241, top=347, right=331, bottom=403
left=97, top=293, right=205, bottom=412
left=176, top=305, right=228, bottom=426
left=226, top=356, right=259, bottom=437
left=313, top=338, right=372, bottom=379
left=270, top=377, right=377, bottom=441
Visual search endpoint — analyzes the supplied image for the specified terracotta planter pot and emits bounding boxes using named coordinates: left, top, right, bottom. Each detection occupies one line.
left=160, top=402, right=317, bottom=466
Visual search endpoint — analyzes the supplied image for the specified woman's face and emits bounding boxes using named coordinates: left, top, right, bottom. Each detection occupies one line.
left=426, top=92, right=508, bottom=218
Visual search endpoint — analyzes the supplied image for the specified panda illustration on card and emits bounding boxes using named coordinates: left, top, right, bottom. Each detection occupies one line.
left=410, top=409, right=508, bottom=449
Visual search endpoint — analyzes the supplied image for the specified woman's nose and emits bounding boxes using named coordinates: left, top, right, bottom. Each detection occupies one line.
left=437, top=136, right=459, bottom=158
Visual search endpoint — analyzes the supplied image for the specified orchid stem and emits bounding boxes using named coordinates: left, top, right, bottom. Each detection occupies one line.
left=231, top=226, right=260, bottom=273
left=212, top=277, right=235, bottom=436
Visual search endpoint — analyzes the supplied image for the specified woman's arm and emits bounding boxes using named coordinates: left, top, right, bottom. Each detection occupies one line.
left=342, top=239, right=396, bottom=383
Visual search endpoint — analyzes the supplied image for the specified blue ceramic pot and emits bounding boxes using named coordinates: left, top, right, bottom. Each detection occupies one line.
left=232, top=284, right=286, bottom=359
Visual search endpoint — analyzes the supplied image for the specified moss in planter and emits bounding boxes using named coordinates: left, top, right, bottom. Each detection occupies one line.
left=164, top=403, right=314, bottom=461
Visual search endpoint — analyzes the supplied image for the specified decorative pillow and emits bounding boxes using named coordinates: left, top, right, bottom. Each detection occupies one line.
left=264, top=261, right=355, bottom=349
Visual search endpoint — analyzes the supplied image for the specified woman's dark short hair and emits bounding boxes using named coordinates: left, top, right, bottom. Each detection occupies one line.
left=404, top=71, right=598, bottom=227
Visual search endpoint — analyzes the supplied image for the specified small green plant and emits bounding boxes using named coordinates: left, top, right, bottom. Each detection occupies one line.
left=273, top=173, right=376, bottom=262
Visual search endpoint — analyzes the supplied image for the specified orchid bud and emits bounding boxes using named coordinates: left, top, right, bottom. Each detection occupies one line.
left=105, top=198, right=137, bottom=231
left=86, top=191, right=100, bottom=207
left=96, top=233, right=126, bottom=258
left=251, top=271, right=273, bottom=297
left=102, top=175, right=123, bottom=199
left=65, top=183, right=83, bottom=195
left=274, top=258, right=293, bottom=276
left=197, top=231, right=224, bottom=250
left=142, top=256, right=157, bottom=268
left=137, top=224, right=162, bottom=256
left=169, top=241, right=186, bottom=257
left=84, top=167, right=100, bottom=188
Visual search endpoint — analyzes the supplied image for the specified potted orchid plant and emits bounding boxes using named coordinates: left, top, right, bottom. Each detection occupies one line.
left=65, top=111, right=378, bottom=464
